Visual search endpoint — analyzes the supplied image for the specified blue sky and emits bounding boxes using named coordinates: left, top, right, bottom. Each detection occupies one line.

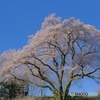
left=0, top=0, right=100, bottom=95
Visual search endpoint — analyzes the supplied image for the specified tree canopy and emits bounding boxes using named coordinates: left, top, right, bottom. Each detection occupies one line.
left=0, top=14, right=100, bottom=100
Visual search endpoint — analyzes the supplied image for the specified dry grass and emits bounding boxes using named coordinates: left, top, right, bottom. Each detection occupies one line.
left=15, top=97, right=55, bottom=100
left=15, top=98, right=35, bottom=100
left=14, top=96, right=100, bottom=100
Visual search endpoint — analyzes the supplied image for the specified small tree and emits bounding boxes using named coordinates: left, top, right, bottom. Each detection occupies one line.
left=0, top=14, right=100, bottom=100
left=0, top=82, right=8, bottom=98
left=0, top=81, right=28, bottom=99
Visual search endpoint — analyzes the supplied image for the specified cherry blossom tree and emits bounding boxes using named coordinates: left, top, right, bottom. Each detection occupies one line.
left=0, top=14, right=100, bottom=100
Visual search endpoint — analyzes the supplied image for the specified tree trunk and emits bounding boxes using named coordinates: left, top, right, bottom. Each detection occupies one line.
left=53, top=90, right=64, bottom=100
left=64, top=79, right=72, bottom=100
left=53, top=81, right=72, bottom=100
left=54, top=94, right=63, bottom=100
left=64, top=89, right=69, bottom=100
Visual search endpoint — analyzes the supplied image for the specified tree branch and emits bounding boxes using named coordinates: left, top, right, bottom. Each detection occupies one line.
left=24, top=61, right=59, bottom=93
